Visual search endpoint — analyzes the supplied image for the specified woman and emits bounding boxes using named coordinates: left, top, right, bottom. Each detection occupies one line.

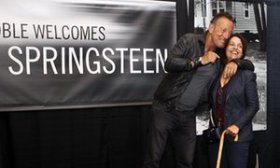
left=208, top=34, right=259, bottom=168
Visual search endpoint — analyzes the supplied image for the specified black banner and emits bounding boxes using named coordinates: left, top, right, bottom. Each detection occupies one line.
left=0, top=0, right=176, bottom=111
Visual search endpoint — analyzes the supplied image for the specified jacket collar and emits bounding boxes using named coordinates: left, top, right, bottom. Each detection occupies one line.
left=212, top=71, right=239, bottom=106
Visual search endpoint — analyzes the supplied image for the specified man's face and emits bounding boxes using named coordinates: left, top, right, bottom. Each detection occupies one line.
left=209, top=17, right=234, bottom=49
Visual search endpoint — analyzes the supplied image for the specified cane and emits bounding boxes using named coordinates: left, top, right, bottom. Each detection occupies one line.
left=216, top=130, right=239, bottom=168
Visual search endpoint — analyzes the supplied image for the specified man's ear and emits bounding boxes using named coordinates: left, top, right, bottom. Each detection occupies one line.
left=208, top=23, right=214, bottom=34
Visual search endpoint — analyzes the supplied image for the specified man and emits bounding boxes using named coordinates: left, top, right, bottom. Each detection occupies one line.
left=142, top=12, right=254, bottom=168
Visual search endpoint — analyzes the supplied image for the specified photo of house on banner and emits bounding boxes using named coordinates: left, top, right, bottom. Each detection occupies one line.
left=194, top=0, right=267, bottom=135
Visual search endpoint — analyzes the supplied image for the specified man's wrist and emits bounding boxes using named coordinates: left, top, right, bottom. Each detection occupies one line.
left=193, top=57, right=202, bottom=68
left=231, top=59, right=241, bottom=67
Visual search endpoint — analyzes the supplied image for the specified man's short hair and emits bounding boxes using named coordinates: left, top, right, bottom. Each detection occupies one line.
left=210, top=12, right=235, bottom=24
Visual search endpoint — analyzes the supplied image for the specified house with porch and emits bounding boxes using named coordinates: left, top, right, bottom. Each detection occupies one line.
left=194, top=0, right=263, bottom=36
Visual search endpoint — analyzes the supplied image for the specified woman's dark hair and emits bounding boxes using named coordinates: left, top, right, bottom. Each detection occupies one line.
left=225, top=33, right=247, bottom=59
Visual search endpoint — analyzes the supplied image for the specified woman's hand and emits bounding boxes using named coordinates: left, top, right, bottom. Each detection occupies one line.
left=226, top=124, right=239, bottom=137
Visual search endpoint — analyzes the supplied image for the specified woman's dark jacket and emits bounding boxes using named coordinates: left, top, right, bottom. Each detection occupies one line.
left=210, top=69, right=259, bottom=142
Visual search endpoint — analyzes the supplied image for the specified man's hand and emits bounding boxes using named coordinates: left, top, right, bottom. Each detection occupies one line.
left=223, top=62, right=238, bottom=78
left=200, top=51, right=220, bottom=65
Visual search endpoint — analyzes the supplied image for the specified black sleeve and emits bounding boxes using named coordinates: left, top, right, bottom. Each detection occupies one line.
left=232, top=59, right=255, bottom=71
left=164, top=34, right=196, bottom=73
left=235, top=72, right=259, bottom=130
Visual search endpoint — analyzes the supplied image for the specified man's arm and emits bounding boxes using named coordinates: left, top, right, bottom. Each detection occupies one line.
left=164, top=34, right=195, bottom=73
left=232, top=59, right=255, bottom=71
left=165, top=34, right=220, bottom=73
left=223, top=59, right=255, bottom=78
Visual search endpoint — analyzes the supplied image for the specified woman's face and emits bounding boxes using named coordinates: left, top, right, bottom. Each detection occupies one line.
left=226, top=36, right=243, bottom=62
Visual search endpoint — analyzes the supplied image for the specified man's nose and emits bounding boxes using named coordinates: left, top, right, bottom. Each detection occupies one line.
left=223, top=31, right=231, bottom=39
